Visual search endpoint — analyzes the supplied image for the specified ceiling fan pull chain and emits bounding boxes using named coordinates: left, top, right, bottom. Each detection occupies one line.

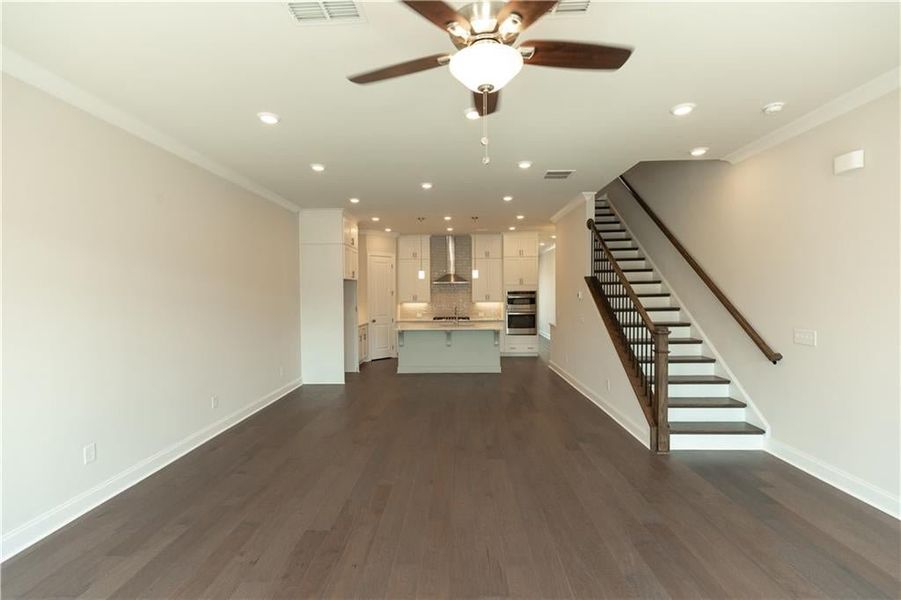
left=481, top=90, right=490, bottom=165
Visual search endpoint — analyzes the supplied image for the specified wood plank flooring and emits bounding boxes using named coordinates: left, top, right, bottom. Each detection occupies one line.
left=3, top=357, right=899, bottom=599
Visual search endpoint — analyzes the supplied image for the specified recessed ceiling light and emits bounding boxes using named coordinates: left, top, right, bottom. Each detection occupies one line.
left=690, top=147, right=709, bottom=158
left=540, top=242, right=546, bottom=246
left=503, top=195, right=513, bottom=202
left=444, top=216, right=452, bottom=221
left=349, top=197, right=360, bottom=204
left=384, top=228, right=392, bottom=232
left=446, top=227, right=454, bottom=232
left=257, top=112, right=280, bottom=125
left=517, top=161, right=532, bottom=170
left=551, top=235, right=556, bottom=239
left=516, top=215, right=524, bottom=220
left=762, top=101, right=786, bottom=115
left=464, top=108, right=480, bottom=120
left=421, top=182, right=433, bottom=190
left=670, top=103, right=696, bottom=117
left=371, top=216, right=380, bottom=222
left=509, top=226, right=516, bottom=231
left=310, top=163, right=325, bottom=172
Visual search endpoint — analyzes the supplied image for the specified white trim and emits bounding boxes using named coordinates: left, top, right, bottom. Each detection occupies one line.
left=1, top=47, right=298, bottom=213
left=767, top=438, right=900, bottom=519
left=551, top=192, right=592, bottom=224
left=1, top=379, right=303, bottom=562
left=548, top=361, right=650, bottom=449
left=724, top=67, right=900, bottom=164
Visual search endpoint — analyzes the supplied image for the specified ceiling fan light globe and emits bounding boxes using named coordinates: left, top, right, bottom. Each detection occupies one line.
left=449, top=40, right=523, bottom=93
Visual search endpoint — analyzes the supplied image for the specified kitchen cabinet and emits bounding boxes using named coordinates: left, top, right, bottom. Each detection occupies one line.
left=342, top=217, right=358, bottom=249
left=503, top=232, right=539, bottom=258
left=473, top=234, right=502, bottom=259
left=343, top=245, right=358, bottom=280
left=398, top=258, right=431, bottom=303
left=398, top=235, right=431, bottom=261
left=472, top=257, right=503, bottom=302
left=358, top=324, right=369, bottom=363
left=503, top=257, right=538, bottom=287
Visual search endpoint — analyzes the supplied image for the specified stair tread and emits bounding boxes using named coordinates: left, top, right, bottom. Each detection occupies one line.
left=623, top=321, right=691, bottom=328
left=639, top=355, right=715, bottom=364
left=609, top=293, right=670, bottom=298
left=668, top=375, right=730, bottom=384
left=670, top=421, right=764, bottom=435
left=669, top=397, right=746, bottom=408
left=615, top=306, right=680, bottom=312
left=631, top=337, right=702, bottom=345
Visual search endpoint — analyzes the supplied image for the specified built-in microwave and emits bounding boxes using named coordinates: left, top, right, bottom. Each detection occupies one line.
left=506, top=291, right=537, bottom=335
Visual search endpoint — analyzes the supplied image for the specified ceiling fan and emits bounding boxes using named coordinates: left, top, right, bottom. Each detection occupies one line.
left=347, top=1, right=633, bottom=118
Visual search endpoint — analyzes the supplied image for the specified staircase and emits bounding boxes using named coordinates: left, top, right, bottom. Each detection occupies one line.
left=588, top=197, right=765, bottom=451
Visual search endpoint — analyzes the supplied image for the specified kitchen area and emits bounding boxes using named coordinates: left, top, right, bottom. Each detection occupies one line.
left=355, top=226, right=545, bottom=375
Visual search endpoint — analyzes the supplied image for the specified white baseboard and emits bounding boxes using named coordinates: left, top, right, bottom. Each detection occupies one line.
left=1, top=378, right=303, bottom=562
left=548, top=361, right=650, bottom=449
left=766, top=438, right=900, bottom=519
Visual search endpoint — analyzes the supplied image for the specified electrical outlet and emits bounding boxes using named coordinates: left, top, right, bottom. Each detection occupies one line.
left=793, top=328, right=817, bottom=347
left=83, top=443, right=96, bottom=465
left=606, top=378, right=612, bottom=392
left=211, top=395, right=219, bottom=409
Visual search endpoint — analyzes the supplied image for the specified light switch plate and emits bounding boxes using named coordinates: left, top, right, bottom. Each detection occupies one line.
left=83, top=443, right=97, bottom=465
left=793, top=328, right=817, bottom=347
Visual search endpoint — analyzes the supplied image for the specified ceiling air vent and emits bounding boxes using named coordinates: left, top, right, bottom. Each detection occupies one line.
left=288, top=1, right=362, bottom=23
left=551, top=0, right=592, bottom=14
left=544, top=169, right=575, bottom=180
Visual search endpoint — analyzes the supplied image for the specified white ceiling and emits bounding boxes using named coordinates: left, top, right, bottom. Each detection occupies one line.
left=3, top=2, right=898, bottom=234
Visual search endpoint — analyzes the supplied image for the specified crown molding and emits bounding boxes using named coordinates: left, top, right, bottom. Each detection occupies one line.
left=551, top=192, right=593, bottom=224
left=724, top=67, right=900, bottom=165
left=2, top=47, right=299, bottom=213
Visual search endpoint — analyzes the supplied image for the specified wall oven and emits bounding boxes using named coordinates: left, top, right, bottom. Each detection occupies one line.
left=506, top=291, right=537, bottom=335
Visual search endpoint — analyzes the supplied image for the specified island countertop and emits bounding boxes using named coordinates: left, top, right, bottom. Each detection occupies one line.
left=395, top=320, right=503, bottom=332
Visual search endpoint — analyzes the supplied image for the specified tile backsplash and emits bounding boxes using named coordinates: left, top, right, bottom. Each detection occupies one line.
left=397, top=235, right=503, bottom=320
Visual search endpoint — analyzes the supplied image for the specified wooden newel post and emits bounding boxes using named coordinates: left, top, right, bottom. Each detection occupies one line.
left=654, top=327, right=670, bottom=453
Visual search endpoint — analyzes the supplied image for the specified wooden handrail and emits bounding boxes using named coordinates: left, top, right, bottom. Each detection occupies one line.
left=586, top=219, right=660, bottom=335
left=618, top=176, right=783, bottom=364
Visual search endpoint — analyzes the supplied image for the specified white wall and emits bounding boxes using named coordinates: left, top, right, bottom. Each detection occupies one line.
left=549, top=200, right=652, bottom=447
left=605, top=90, right=900, bottom=515
left=538, top=247, right=556, bottom=338
left=2, top=75, right=302, bottom=558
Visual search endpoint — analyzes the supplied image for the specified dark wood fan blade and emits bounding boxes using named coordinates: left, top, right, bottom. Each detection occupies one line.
left=496, top=1, right=557, bottom=31
left=348, top=54, right=450, bottom=84
left=473, top=90, right=500, bottom=116
left=520, top=40, right=633, bottom=69
left=402, top=1, right=471, bottom=32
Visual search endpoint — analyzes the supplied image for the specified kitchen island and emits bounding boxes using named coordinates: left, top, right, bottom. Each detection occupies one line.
left=396, top=320, right=503, bottom=374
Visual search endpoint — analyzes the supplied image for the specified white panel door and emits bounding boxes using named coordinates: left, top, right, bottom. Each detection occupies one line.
left=368, top=254, right=395, bottom=360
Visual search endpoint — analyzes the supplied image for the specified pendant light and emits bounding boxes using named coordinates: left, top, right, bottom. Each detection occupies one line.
left=416, top=218, right=426, bottom=280
left=471, top=217, right=480, bottom=279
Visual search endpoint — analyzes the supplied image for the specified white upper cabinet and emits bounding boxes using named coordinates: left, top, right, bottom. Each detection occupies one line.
left=398, top=235, right=431, bottom=261
left=342, top=217, right=358, bottom=248
left=473, top=234, right=502, bottom=260
left=503, top=257, right=538, bottom=287
left=503, top=232, right=539, bottom=258
left=343, top=245, right=359, bottom=280
left=397, top=259, right=430, bottom=303
left=472, top=257, right=503, bottom=302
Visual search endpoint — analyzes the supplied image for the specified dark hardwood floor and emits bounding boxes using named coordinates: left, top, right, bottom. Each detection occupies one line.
left=3, top=357, right=899, bottom=599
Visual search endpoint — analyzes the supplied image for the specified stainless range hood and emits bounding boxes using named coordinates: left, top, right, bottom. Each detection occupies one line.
left=433, top=235, right=469, bottom=284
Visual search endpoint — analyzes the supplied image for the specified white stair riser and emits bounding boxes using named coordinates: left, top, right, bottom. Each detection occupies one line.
left=669, top=383, right=731, bottom=397
left=668, top=407, right=746, bottom=422
left=596, top=224, right=623, bottom=232
left=600, top=232, right=629, bottom=240
left=605, top=241, right=635, bottom=250
left=624, top=271, right=656, bottom=282
left=629, top=282, right=663, bottom=294
left=610, top=249, right=641, bottom=259
left=666, top=344, right=703, bottom=357
left=669, top=434, right=764, bottom=450
left=640, top=362, right=715, bottom=377
left=638, top=296, right=674, bottom=309
left=647, top=309, right=681, bottom=322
